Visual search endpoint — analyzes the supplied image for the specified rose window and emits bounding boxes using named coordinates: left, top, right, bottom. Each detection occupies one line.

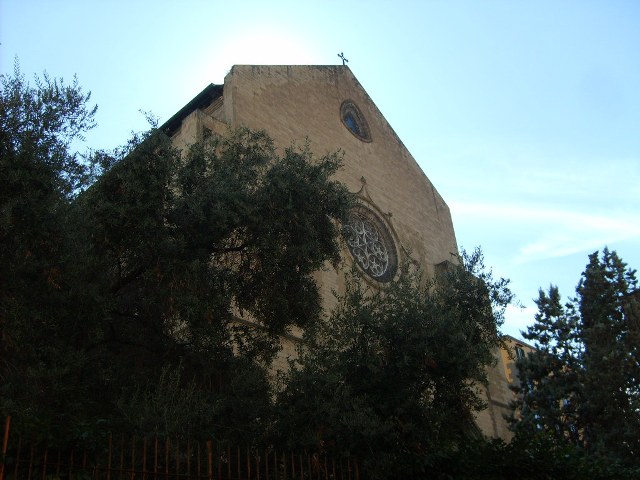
left=343, top=207, right=397, bottom=282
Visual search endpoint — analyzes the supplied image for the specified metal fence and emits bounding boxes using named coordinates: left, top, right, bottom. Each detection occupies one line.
left=0, top=417, right=359, bottom=480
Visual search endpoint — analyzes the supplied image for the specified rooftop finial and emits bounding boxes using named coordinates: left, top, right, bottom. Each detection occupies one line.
left=338, top=52, right=348, bottom=66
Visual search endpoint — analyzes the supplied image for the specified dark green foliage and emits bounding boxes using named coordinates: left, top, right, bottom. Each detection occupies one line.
left=1, top=62, right=98, bottom=441
left=513, top=248, right=639, bottom=463
left=578, top=249, right=640, bottom=456
left=0, top=63, right=353, bottom=443
left=511, top=286, right=583, bottom=445
left=272, top=249, right=512, bottom=479
left=12, top=61, right=633, bottom=477
left=423, top=433, right=640, bottom=480
left=0, top=60, right=96, bottom=327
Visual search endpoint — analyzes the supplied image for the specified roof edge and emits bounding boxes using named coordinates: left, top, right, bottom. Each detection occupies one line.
left=161, top=83, right=223, bottom=136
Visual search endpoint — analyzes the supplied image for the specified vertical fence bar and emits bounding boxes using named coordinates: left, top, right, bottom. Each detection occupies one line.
left=324, top=456, right=328, bottom=480
left=246, top=448, right=250, bottom=480
left=175, top=438, right=179, bottom=478
left=301, top=454, right=304, bottom=479
left=68, top=447, right=74, bottom=480
left=217, top=442, right=222, bottom=480
left=0, top=416, right=10, bottom=480
left=273, top=449, right=278, bottom=480
left=265, top=449, right=269, bottom=480
left=197, top=442, right=201, bottom=480
left=12, top=436, right=21, bottom=480
left=186, top=439, right=191, bottom=479
left=107, top=434, right=113, bottom=480
left=273, top=448, right=278, bottom=480
left=55, top=447, right=61, bottom=477
left=290, top=453, right=295, bottom=480
left=236, top=447, right=241, bottom=480
left=92, top=449, right=100, bottom=478
left=206, top=440, right=213, bottom=480
left=164, top=438, right=170, bottom=480
left=313, top=454, right=319, bottom=480
left=227, top=446, right=231, bottom=480
left=41, top=445, right=48, bottom=480
left=120, top=435, right=125, bottom=480
left=282, top=453, right=287, bottom=480
left=131, top=437, right=136, bottom=480
left=98, top=441, right=103, bottom=480
left=27, top=444, right=34, bottom=480
left=143, top=438, right=148, bottom=480
left=154, top=438, right=158, bottom=480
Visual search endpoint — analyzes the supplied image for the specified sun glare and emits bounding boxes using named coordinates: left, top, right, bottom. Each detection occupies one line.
left=207, top=27, right=322, bottom=81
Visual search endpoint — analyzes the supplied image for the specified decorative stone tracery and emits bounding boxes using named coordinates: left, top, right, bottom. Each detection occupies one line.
left=343, top=206, right=397, bottom=282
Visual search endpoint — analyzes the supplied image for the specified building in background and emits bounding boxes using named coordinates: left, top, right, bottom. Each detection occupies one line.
left=477, top=335, right=536, bottom=440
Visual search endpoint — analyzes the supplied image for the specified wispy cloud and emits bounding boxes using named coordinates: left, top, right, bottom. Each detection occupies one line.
left=451, top=202, right=640, bottom=264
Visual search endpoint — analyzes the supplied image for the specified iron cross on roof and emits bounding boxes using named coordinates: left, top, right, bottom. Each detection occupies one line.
left=338, top=52, right=348, bottom=65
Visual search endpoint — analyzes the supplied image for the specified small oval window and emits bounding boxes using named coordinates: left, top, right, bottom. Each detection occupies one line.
left=340, top=100, right=371, bottom=142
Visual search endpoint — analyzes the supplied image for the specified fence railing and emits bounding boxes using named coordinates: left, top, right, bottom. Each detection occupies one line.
left=0, top=417, right=359, bottom=480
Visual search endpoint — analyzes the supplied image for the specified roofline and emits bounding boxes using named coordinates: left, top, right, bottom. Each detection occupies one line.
left=161, top=83, right=223, bottom=136
left=502, top=334, right=536, bottom=350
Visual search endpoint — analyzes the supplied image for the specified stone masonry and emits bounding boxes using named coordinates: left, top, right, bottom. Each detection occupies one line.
left=162, top=65, right=521, bottom=441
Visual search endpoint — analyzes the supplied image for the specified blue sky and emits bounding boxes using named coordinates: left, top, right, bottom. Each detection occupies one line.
left=2, top=0, right=639, bottom=339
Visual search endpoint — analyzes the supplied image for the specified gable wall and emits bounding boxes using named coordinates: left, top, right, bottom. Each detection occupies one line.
left=222, top=65, right=458, bottom=310
left=167, top=66, right=524, bottom=441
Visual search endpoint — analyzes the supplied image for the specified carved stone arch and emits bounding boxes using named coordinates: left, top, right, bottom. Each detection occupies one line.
left=343, top=178, right=402, bottom=283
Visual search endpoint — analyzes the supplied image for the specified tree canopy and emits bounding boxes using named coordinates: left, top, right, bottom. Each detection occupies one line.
left=1, top=64, right=515, bottom=462
left=272, top=249, right=513, bottom=478
left=1, top=63, right=98, bottom=437
left=9, top=63, right=627, bottom=478
left=1, top=64, right=353, bottom=442
left=512, top=248, right=640, bottom=462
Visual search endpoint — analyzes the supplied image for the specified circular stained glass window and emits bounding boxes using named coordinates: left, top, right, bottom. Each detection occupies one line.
left=340, top=100, right=371, bottom=142
left=343, top=207, right=397, bottom=282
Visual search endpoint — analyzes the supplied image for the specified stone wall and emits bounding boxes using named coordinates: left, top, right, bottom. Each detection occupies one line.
left=475, top=336, right=536, bottom=440
left=166, top=65, right=523, bottom=441
left=222, top=65, right=459, bottom=311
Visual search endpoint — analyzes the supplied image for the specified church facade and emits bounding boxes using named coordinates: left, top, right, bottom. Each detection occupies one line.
left=162, top=65, right=520, bottom=440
